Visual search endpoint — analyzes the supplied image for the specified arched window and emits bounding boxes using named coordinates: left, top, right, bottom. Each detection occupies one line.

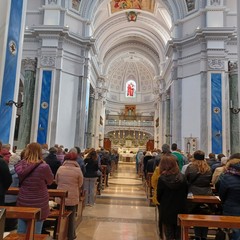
left=126, top=80, right=136, bottom=98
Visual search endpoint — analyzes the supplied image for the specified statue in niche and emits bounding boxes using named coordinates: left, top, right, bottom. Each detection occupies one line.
left=186, top=0, right=195, bottom=12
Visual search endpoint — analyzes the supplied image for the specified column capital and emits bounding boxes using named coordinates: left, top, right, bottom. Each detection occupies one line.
left=22, top=58, right=37, bottom=71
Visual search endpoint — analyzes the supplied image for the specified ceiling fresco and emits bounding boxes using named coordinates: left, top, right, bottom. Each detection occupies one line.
left=110, top=0, right=156, bottom=13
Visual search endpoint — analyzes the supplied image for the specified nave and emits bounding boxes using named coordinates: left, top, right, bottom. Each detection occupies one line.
left=76, top=162, right=158, bottom=240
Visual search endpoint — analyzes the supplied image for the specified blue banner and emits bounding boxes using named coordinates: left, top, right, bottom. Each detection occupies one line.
left=211, top=73, right=223, bottom=154
left=0, top=0, right=23, bottom=143
left=37, top=71, right=52, bottom=144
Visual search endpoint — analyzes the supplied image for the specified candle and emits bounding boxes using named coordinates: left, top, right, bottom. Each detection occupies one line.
left=230, top=100, right=233, bottom=109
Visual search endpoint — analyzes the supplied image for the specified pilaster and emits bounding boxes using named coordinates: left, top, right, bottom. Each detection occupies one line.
left=17, top=58, right=37, bottom=149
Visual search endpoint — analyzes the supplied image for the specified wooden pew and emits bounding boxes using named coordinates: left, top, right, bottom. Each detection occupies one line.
left=178, top=214, right=240, bottom=240
left=187, top=195, right=221, bottom=204
left=47, top=189, right=70, bottom=240
left=0, top=206, right=48, bottom=240
left=6, top=187, right=70, bottom=240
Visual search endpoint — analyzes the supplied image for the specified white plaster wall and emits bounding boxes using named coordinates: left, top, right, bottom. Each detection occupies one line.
left=55, top=72, right=78, bottom=148
left=62, top=57, right=83, bottom=76
left=44, top=9, right=60, bottom=25
left=181, top=15, right=202, bottom=37
left=25, top=1, right=44, bottom=26
left=206, top=11, right=224, bottom=27
left=181, top=75, right=201, bottom=148
left=65, top=14, right=84, bottom=36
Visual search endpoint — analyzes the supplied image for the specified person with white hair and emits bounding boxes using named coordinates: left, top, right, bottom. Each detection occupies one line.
left=211, top=156, right=228, bottom=185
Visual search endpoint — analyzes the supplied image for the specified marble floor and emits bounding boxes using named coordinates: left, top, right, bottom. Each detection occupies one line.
left=76, top=162, right=159, bottom=240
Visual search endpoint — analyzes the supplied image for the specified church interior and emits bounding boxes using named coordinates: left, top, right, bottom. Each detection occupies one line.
left=1, top=0, right=240, bottom=239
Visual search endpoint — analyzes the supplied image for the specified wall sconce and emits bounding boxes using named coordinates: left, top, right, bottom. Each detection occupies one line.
left=6, top=100, right=23, bottom=108
left=215, top=130, right=221, bottom=137
left=230, top=100, right=240, bottom=114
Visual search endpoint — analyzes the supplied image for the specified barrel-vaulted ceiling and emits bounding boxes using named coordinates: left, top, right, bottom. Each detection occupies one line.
left=80, top=0, right=188, bottom=108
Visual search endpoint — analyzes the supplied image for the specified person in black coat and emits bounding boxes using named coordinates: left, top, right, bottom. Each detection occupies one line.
left=218, top=153, right=240, bottom=240
left=44, top=147, right=61, bottom=189
left=157, top=154, right=188, bottom=240
left=0, top=156, right=12, bottom=205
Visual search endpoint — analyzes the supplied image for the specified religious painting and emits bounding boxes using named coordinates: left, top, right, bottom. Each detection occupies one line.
left=72, top=0, right=81, bottom=11
left=111, top=0, right=155, bottom=14
left=126, top=11, right=138, bottom=21
left=126, top=80, right=136, bottom=98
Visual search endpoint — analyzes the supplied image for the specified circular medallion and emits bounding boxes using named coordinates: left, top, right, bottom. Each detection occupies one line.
left=9, top=40, right=17, bottom=55
left=213, top=107, right=220, bottom=114
left=41, top=102, right=49, bottom=109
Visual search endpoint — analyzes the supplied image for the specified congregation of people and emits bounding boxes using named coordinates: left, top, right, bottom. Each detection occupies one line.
left=1, top=139, right=240, bottom=240
left=0, top=141, right=119, bottom=239
left=137, top=144, right=240, bottom=240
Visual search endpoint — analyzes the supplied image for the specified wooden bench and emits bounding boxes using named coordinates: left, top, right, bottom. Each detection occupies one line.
left=47, top=189, right=70, bottom=240
left=0, top=206, right=48, bottom=240
left=6, top=187, right=70, bottom=240
left=178, top=214, right=240, bottom=240
left=187, top=195, right=221, bottom=204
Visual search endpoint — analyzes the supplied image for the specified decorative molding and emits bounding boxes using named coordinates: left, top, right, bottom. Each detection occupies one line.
left=208, top=59, right=224, bottom=70
left=126, top=11, right=139, bottom=22
left=48, top=0, right=57, bottom=4
left=40, top=56, right=56, bottom=67
left=22, top=58, right=37, bottom=71
left=210, top=0, right=221, bottom=6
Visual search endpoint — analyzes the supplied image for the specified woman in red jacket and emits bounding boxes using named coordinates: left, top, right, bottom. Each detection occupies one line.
left=15, top=142, right=54, bottom=234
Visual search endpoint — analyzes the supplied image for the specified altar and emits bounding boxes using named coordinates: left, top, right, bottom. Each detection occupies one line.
left=118, top=147, right=138, bottom=162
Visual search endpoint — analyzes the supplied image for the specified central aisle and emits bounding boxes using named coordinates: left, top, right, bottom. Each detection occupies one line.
left=76, top=162, right=158, bottom=240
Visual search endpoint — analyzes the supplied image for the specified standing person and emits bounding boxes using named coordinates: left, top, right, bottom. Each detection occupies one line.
left=136, top=151, right=143, bottom=174
left=55, top=152, right=83, bottom=240
left=157, top=154, right=188, bottom=240
left=44, top=147, right=61, bottom=177
left=44, top=147, right=61, bottom=189
left=0, top=155, right=12, bottom=205
left=100, top=150, right=111, bottom=187
left=218, top=153, right=240, bottom=240
left=84, top=149, right=99, bottom=206
left=171, top=143, right=184, bottom=171
left=14, top=142, right=54, bottom=234
left=185, top=150, right=212, bottom=240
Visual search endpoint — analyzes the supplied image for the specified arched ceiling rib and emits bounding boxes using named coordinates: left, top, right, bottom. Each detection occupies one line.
left=103, top=41, right=160, bottom=75
left=80, top=0, right=185, bottom=107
